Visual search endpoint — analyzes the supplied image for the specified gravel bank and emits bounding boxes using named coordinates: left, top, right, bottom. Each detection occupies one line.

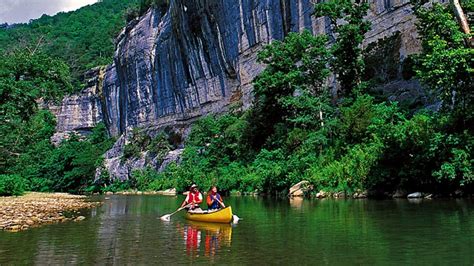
left=0, top=192, right=101, bottom=232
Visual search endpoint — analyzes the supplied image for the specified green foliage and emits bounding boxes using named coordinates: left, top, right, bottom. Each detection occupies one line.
left=413, top=2, right=466, bottom=49
left=122, top=128, right=176, bottom=162
left=363, top=33, right=402, bottom=83
left=462, top=0, right=474, bottom=11
left=148, top=132, right=172, bottom=160
left=0, top=174, right=26, bottom=196
left=309, top=141, right=383, bottom=193
left=314, top=0, right=371, bottom=96
left=434, top=147, right=473, bottom=185
left=125, top=0, right=169, bottom=23
left=1, top=0, right=472, bottom=197
left=412, top=2, right=473, bottom=121
left=122, top=128, right=151, bottom=160
left=187, top=114, right=251, bottom=163
left=102, top=180, right=133, bottom=193
left=159, top=90, right=472, bottom=195
left=0, top=0, right=139, bottom=83
left=17, top=123, right=114, bottom=193
left=0, top=51, right=71, bottom=172
left=151, top=3, right=473, bottom=195
left=3, top=113, right=114, bottom=194
left=248, top=149, right=288, bottom=193
left=430, top=130, right=474, bottom=186
left=139, top=0, right=169, bottom=15
left=130, top=166, right=178, bottom=191
left=339, top=95, right=377, bottom=143
left=0, top=51, right=72, bottom=119
left=123, top=143, right=142, bottom=161
left=251, top=30, right=330, bottom=148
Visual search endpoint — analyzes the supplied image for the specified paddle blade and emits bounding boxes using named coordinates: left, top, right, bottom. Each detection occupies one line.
left=232, top=215, right=240, bottom=224
left=160, top=214, right=171, bottom=221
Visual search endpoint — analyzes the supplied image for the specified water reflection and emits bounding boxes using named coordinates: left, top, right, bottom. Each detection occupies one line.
left=1, top=196, right=473, bottom=265
left=176, top=221, right=233, bottom=259
left=289, top=197, right=303, bottom=209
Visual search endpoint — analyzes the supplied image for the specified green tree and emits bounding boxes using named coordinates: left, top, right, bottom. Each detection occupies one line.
left=0, top=52, right=71, bottom=172
left=0, top=174, right=26, bottom=196
left=412, top=2, right=473, bottom=124
left=0, top=0, right=139, bottom=83
left=0, top=51, right=72, bottom=119
left=250, top=31, right=330, bottom=148
left=314, top=0, right=371, bottom=97
left=16, top=123, right=114, bottom=193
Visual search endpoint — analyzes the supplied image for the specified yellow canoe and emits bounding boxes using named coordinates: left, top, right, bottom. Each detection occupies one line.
left=185, top=206, right=233, bottom=223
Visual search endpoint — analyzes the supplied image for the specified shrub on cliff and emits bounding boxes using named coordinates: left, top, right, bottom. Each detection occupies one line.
left=126, top=0, right=170, bottom=23
left=0, top=174, right=26, bottom=196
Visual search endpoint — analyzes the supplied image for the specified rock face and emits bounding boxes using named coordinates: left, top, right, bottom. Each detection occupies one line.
left=364, top=0, right=421, bottom=57
left=97, top=134, right=184, bottom=181
left=104, top=0, right=321, bottom=136
left=315, top=190, right=328, bottom=198
left=289, top=180, right=312, bottom=197
left=407, top=192, right=423, bottom=198
left=49, top=0, right=423, bottom=180
left=46, top=67, right=105, bottom=145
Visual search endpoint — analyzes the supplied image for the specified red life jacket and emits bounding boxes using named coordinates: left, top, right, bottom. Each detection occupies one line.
left=186, top=191, right=203, bottom=205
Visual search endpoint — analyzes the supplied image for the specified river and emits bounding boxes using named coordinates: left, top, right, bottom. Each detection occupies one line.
left=0, top=195, right=473, bottom=264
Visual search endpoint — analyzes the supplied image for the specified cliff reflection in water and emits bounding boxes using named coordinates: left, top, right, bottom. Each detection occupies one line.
left=176, top=221, right=233, bottom=259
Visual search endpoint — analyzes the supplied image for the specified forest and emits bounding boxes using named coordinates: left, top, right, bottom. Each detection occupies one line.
left=0, top=0, right=150, bottom=84
left=0, top=0, right=472, bottom=197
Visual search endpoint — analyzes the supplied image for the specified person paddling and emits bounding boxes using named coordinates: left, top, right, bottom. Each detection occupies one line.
left=181, top=184, right=203, bottom=211
left=206, top=186, right=225, bottom=210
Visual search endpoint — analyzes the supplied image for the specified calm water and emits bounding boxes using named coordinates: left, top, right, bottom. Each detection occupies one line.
left=0, top=195, right=473, bottom=265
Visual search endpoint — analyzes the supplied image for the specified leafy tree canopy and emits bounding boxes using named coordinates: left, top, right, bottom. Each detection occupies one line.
left=0, top=0, right=140, bottom=85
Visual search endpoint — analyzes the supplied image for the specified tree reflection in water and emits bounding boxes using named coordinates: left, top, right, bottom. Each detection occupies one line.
left=177, top=221, right=233, bottom=259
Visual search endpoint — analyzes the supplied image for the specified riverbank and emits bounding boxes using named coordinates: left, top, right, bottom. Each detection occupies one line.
left=0, top=192, right=101, bottom=232
left=102, top=188, right=177, bottom=196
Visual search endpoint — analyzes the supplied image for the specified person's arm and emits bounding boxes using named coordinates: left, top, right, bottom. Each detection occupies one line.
left=181, top=194, right=190, bottom=207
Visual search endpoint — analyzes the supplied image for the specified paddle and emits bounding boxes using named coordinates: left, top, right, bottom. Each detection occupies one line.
left=211, top=195, right=226, bottom=208
left=160, top=203, right=192, bottom=221
left=216, top=198, right=226, bottom=208
left=232, top=214, right=240, bottom=224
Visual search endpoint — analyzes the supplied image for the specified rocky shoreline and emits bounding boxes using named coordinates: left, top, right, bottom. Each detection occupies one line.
left=285, top=181, right=473, bottom=199
left=0, top=192, right=101, bottom=232
left=101, top=188, right=177, bottom=196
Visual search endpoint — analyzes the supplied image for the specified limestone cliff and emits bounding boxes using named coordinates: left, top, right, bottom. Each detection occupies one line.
left=51, top=0, right=423, bottom=180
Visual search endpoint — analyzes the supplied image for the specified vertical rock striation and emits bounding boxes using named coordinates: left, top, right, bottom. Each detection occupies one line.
left=47, top=67, right=105, bottom=145
left=104, top=0, right=319, bottom=136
